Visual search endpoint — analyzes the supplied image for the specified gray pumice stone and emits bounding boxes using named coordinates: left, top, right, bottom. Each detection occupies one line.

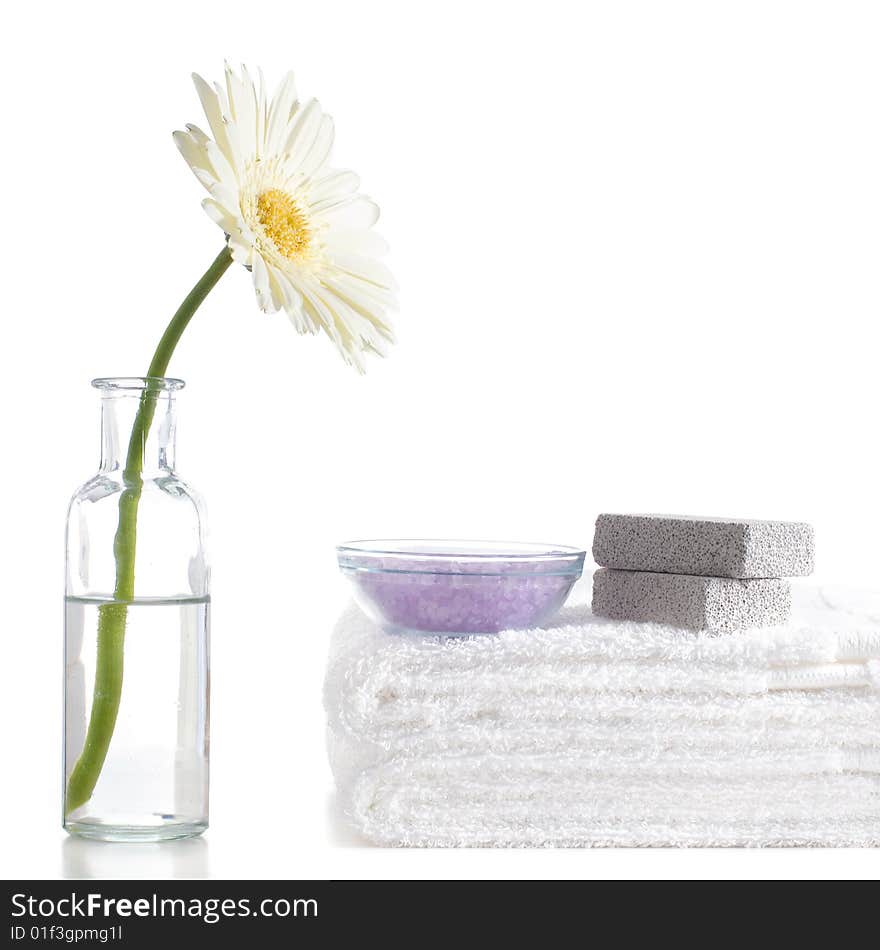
left=592, top=568, right=792, bottom=633
left=592, top=513, right=814, bottom=579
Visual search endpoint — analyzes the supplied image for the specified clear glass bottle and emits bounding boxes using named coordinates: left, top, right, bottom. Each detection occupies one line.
left=64, top=377, right=209, bottom=841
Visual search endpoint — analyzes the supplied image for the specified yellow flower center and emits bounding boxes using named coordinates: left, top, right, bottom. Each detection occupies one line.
left=256, top=189, right=311, bottom=260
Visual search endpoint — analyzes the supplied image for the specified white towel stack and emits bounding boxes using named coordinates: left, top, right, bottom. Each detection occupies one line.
left=324, top=581, right=880, bottom=847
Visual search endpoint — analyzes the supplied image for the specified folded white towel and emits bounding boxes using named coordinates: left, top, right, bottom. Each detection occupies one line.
left=326, top=583, right=880, bottom=743
left=337, top=749, right=880, bottom=847
left=325, top=581, right=880, bottom=847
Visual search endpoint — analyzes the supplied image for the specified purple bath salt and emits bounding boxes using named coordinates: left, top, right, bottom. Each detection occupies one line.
left=336, top=541, right=585, bottom=635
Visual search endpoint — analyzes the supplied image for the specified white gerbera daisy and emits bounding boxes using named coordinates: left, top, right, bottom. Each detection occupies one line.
left=174, top=63, right=396, bottom=370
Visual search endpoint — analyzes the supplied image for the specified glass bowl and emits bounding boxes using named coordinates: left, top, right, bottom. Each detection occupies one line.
left=337, top=540, right=586, bottom=635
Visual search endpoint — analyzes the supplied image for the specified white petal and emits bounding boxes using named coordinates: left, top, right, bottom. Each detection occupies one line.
left=276, top=273, right=313, bottom=333
left=282, top=99, right=324, bottom=173
left=206, top=182, right=243, bottom=216
left=192, top=73, right=239, bottom=174
left=272, top=267, right=304, bottom=314
left=226, top=233, right=254, bottom=265
left=265, top=265, right=290, bottom=313
left=201, top=197, right=239, bottom=233
left=265, top=71, right=298, bottom=154
left=323, top=227, right=389, bottom=258
left=297, top=114, right=334, bottom=179
left=301, top=279, right=375, bottom=371
left=202, top=138, right=239, bottom=192
left=253, top=66, right=268, bottom=156
left=322, top=274, right=396, bottom=337
left=307, top=170, right=360, bottom=208
left=185, top=123, right=212, bottom=147
left=173, top=129, right=220, bottom=190
left=202, top=199, right=257, bottom=260
left=298, top=279, right=345, bottom=342
left=315, top=196, right=380, bottom=230
left=331, top=291, right=390, bottom=348
left=251, top=253, right=276, bottom=312
left=325, top=248, right=396, bottom=290
left=225, top=62, right=258, bottom=160
left=212, top=80, right=243, bottom=172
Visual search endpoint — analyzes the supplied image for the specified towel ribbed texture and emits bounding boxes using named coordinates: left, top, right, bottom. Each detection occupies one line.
left=324, top=581, right=880, bottom=847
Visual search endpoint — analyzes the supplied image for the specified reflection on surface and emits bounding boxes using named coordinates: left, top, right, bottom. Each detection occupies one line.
left=61, top=835, right=210, bottom=879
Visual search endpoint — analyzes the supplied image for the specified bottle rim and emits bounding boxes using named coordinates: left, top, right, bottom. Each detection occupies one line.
left=91, top=376, right=185, bottom=393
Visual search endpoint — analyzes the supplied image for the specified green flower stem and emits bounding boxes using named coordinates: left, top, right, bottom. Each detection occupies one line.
left=65, top=246, right=233, bottom=816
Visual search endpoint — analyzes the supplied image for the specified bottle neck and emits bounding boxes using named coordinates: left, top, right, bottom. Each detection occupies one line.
left=99, top=391, right=178, bottom=475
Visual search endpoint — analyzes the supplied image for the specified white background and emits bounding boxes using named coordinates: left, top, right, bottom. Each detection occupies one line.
left=1, top=0, right=878, bottom=880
